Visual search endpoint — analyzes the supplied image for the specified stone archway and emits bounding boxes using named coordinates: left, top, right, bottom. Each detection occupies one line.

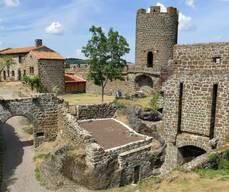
left=178, top=145, right=206, bottom=164
left=0, top=94, right=62, bottom=147
left=135, top=75, right=154, bottom=90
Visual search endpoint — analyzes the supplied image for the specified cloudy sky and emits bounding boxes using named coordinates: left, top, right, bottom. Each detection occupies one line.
left=0, top=0, right=229, bottom=62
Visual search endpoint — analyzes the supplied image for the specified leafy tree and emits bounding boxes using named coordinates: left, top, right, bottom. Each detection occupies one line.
left=0, top=55, right=15, bottom=80
left=82, top=26, right=130, bottom=102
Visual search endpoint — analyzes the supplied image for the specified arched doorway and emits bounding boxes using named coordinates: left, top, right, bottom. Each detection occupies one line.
left=135, top=75, right=153, bottom=90
left=178, top=145, right=206, bottom=164
left=147, top=52, right=153, bottom=68
left=0, top=116, right=42, bottom=191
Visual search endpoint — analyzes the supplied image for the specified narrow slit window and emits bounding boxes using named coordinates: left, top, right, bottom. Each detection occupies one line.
left=210, top=84, right=218, bottom=139
left=178, top=82, right=184, bottom=133
left=147, top=51, right=153, bottom=68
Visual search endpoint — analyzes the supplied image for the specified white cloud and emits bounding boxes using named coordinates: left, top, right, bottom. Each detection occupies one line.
left=76, top=49, right=87, bottom=59
left=156, top=2, right=167, bottom=12
left=179, top=12, right=195, bottom=31
left=45, top=21, right=63, bottom=35
left=4, top=0, right=20, bottom=7
left=184, top=0, right=195, bottom=8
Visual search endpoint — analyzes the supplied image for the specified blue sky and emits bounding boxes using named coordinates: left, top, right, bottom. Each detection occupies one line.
left=0, top=0, right=229, bottom=62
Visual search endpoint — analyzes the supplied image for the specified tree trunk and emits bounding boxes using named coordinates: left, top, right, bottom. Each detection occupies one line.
left=101, top=86, right=104, bottom=103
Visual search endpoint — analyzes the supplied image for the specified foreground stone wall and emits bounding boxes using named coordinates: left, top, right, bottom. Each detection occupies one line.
left=0, top=94, right=63, bottom=147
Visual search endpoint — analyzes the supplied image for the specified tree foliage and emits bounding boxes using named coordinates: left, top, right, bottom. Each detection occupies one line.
left=82, top=26, right=130, bottom=102
left=22, top=75, right=46, bottom=93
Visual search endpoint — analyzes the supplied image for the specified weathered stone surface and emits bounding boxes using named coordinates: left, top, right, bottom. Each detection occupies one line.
left=0, top=94, right=63, bottom=147
left=76, top=103, right=117, bottom=120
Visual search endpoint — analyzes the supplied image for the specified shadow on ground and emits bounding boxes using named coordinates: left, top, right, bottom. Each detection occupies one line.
left=1, top=123, right=33, bottom=191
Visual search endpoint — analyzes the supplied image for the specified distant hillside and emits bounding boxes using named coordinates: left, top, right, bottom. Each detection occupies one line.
left=65, top=58, right=88, bottom=65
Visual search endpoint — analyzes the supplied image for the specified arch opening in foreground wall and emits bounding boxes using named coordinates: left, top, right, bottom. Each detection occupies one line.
left=0, top=94, right=62, bottom=147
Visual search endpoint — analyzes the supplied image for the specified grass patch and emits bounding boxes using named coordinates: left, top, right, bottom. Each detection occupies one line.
left=115, top=96, right=153, bottom=109
left=61, top=93, right=114, bottom=105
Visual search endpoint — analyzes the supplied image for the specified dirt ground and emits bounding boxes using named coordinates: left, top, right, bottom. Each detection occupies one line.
left=79, top=119, right=144, bottom=150
left=0, top=81, right=34, bottom=98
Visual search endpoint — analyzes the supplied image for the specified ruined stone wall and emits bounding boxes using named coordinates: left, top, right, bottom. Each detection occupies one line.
left=135, top=6, right=178, bottom=72
left=38, top=59, right=65, bottom=93
left=0, top=94, right=63, bottom=147
left=74, top=103, right=117, bottom=120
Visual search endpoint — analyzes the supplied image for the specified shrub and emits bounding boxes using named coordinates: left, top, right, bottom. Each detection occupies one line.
left=149, top=93, right=160, bottom=112
left=23, top=75, right=47, bottom=93
left=208, top=153, right=220, bottom=169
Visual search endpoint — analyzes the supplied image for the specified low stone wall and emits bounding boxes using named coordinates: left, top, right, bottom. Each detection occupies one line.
left=76, top=103, right=116, bottom=120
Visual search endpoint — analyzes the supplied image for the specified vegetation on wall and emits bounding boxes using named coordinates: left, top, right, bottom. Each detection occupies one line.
left=22, top=75, right=47, bottom=93
left=82, top=25, right=130, bottom=102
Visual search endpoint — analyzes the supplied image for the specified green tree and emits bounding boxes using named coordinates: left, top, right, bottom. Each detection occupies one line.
left=82, top=26, right=130, bottom=102
left=0, top=55, right=15, bottom=80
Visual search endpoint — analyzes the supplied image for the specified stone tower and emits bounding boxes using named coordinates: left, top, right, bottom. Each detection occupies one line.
left=135, top=6, right=178, bottom=73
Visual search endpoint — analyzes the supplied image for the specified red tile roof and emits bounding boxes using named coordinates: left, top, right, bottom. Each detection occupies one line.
left=0, top=47, right=36, bottom=55
left=65, top=73, right=86, bottom=83
left=0, top=45, right=64, bottom=60
left=30, top=50, right=64, bottom=60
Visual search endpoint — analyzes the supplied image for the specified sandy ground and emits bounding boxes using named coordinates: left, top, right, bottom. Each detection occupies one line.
left=2, top=117, right=48, bottom=192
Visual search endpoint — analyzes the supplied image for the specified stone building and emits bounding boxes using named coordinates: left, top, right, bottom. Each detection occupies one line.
left=70, top=6, right=179, bottom=95
left=161, top=42, right=229, bottom=169
left=0, top=39, right=65, bottom=93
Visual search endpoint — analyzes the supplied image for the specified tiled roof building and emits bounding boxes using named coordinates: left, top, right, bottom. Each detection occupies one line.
left=0, top=39, right=65, bottom=93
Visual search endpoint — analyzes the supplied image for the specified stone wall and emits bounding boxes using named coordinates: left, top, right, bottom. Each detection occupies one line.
left=161, top=42, right=229, bottom=171
left=75, top=103, right=117, bottom=120
left=0, top=94, right=63, bottom=147
left=38, top=59, right=65, bottom=93
left=135, top=6, right=178, bottom=71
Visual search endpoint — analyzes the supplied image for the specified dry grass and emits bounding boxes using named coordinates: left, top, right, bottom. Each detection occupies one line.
left=115, top=97, right=152, bottom=109
left=61, top=93, right=115, bottom=105
left=103, top=171, right=229, bottom=192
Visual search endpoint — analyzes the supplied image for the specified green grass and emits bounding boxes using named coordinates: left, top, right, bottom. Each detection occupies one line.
left=61, top=93, right=115, bottom=105
left=115, top=97, right=153, bottom=109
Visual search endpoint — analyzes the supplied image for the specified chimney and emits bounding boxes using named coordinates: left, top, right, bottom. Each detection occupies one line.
left=35, top=39, right=43, bottom=47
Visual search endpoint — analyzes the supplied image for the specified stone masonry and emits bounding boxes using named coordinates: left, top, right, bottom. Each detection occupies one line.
left=0, top=94, right=63, bottom=147
left=162, top=42, right=229, bottom=171
left=135, top=6, right=178, bottom=73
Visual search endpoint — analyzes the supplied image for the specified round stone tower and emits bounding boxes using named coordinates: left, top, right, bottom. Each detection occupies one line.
left=135, top=6, right=178, bottom=73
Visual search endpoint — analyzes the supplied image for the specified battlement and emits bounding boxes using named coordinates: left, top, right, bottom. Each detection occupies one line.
left=137, top=6, right=178, bottom=15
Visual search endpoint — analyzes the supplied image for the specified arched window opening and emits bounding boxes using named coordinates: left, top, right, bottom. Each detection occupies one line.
left=11, top=70, right=15, bottom=77
left=147, top=51, right=153, bottom=68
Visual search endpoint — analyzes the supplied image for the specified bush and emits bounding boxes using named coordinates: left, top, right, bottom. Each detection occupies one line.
left=23, top=75, right=47, bottom=93
left=149, top=93, right=160, bottom=112
left=208, top=153, right=221, bottom=169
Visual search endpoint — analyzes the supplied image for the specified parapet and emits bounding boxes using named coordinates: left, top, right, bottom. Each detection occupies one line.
left=137, top=6, right=178, bottom=15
